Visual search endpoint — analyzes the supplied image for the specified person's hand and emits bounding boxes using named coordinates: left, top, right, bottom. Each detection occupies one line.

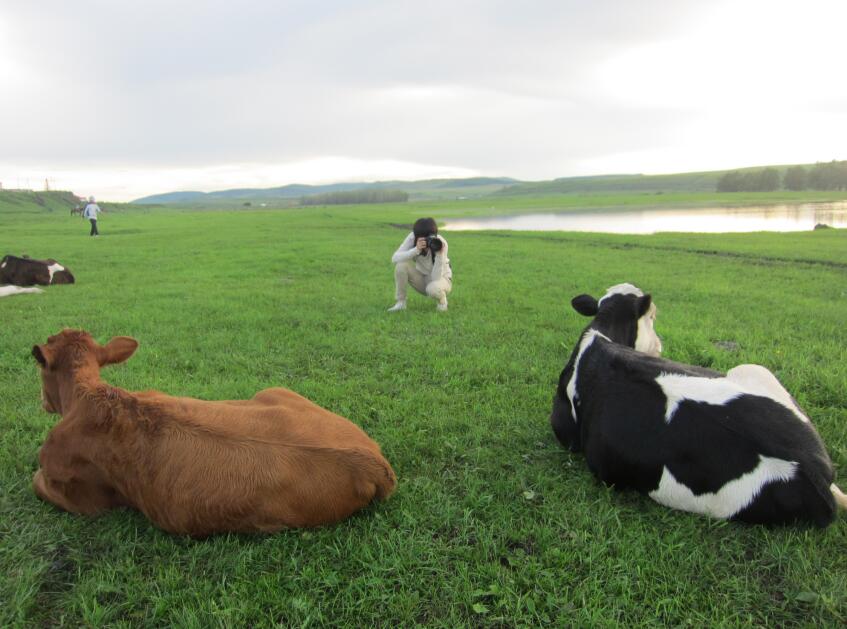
left=416, top=237, right=428, bottom=252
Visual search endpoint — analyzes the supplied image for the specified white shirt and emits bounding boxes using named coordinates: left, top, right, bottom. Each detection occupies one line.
left=83, top=203, right=101, bottom=219
left=391, top=232, right=452, bottom=280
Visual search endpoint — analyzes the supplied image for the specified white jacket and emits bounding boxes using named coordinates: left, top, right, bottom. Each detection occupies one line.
left=391, top=232, right=452, bottom=281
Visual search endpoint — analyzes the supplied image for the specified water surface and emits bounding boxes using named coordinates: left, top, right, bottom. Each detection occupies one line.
left=443, top=202, right=847, bottom=234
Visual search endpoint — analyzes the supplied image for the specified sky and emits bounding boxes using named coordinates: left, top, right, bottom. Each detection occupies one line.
left=1, top=0, right=845, bottom=201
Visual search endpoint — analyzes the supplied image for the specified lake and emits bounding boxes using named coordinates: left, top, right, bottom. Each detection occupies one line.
left=443, top=201, right=847, bottom=234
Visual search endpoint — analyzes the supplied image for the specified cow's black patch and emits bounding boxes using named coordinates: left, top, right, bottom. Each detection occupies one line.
left=0, top=255, right=75, bottom=286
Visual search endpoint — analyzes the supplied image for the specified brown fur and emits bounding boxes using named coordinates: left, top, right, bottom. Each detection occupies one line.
left=31, top=330, right=397, bottom=536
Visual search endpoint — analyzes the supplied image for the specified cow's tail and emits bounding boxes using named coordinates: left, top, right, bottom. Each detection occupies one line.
left=346, top=448, right=397, bottom=501
left=300, top=445, right=397, bottom=502
left=831, top=484, right=847, bottom=511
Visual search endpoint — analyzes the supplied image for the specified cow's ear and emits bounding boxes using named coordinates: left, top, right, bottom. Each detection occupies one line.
left=98, top=336, right=139, bottom=366
left=637, top=294, right=653, bottom=317
left=32, top=344, right=53, bottom=369
left=571, top=294, right=599, bottom=317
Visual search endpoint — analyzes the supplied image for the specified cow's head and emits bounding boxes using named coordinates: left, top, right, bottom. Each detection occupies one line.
left=571, top=283, right=662, bottom=356
left=51, top=268, right=75, bottom=285
left=32, top=330, right=139, bottom=414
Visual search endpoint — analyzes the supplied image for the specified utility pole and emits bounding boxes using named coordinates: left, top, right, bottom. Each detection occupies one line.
left=45, top=178, right=50, bottom=191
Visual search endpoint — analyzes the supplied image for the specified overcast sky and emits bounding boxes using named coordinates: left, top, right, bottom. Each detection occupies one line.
left=2, top=0, right=845, bottom=201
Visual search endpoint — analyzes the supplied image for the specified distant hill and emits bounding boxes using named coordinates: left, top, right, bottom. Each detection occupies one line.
left=0, top=190, right=82, bottom=214
left=493, top=164, right=817, bottom=196
left=127, top=161, right=846, bottom=206
left=0, top=190, right=132, bottom=214
left=132, top=177, right=519, bottom=204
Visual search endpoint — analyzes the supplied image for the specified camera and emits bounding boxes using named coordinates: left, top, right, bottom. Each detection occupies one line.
left=426, top=235, right=443, bottom=252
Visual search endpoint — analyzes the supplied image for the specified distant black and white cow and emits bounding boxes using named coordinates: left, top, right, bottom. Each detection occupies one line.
left=550, top=283, right=846, bottom=526
left=0, top=255, right=75, bottom=287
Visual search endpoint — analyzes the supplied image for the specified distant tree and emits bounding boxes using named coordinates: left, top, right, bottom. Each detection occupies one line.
left=808, top=160, right=847, bottom=190
left=808, top=162, right=829, bottom=189
left=742, top=173, right=758, bottom=190
left=783, top=166, right=807, bottom=191
left=717, top=168, right=780, bottom=192
left=759, top=168, right=780, bottom=192
left=243, top=201, right=252, bottom=206
left=839, top=161, right=847, bottom=190
left=717, top=171, right=744, bottom=192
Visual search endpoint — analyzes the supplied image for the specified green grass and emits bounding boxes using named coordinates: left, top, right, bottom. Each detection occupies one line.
left=1, top=196, right=846, bottom=627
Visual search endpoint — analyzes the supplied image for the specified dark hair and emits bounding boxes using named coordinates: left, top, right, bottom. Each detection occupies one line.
left=413, top=217, right=438, bottom=240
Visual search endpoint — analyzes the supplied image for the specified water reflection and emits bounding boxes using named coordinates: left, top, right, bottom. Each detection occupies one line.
left=443, top=202, right=847, bottom=234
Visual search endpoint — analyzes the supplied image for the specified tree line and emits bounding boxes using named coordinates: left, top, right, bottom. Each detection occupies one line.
left=300, top=189, right=409, bottom=206
left=717, top=161, right=847, bottom=192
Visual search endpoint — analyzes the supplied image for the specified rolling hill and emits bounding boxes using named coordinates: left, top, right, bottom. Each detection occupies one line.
left=492, top=165, right=816, bottom=196
left=132, top=177, right=519, bottom=205
left=130, top=163, right=838, bottom=206
left=0, top=190, right=82, bottom=214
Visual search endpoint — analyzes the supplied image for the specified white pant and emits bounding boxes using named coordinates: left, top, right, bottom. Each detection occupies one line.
left=394, top=261, right=452, bottom=303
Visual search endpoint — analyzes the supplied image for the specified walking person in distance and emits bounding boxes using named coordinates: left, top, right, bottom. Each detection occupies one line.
left=83, top=196, right=101, bottom=236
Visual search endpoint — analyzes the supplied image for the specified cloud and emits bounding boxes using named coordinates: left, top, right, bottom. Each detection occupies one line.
left=1, top=0, right=845, bottom=199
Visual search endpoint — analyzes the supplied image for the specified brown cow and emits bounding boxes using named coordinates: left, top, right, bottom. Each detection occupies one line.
left=31, top=330, right=397, bottom=536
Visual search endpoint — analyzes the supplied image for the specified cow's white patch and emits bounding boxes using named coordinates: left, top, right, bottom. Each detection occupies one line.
left=657, top=367, right=809, bottom=424
left=726, top=364, right=809, bottom=423
left=1, top=261, right=6, bottom=268
left=566, top=329, right=610, bottom=423
left=656, top=373, right=743, bottom=422
left=635, top=302, right=662, bottom=356
left=47, top=263, right=64, bottom=283
left=598, top=283, right=643, bottom=305
left=649, top=455, right=797, bottom=518
left=0, top=285, right=44, bottom=297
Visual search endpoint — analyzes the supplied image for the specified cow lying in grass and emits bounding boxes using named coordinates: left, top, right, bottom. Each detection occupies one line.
left=550, top=283, right=846, bottom=526
left=31, top=330, right=397, bottom=536
left=1, top=254, right=75, bottom=286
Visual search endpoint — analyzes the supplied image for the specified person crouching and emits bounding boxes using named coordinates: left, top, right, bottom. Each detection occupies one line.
left=388, top=217, right=452, bottom=312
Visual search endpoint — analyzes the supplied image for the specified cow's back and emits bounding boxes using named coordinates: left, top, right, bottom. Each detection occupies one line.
left=1, top=255, right=44, bottom=285
left=145, top=387, right=384, bottom=453
left=573, top=340, right=836, bottom=525
left=125, top=387, right=395, bottom=534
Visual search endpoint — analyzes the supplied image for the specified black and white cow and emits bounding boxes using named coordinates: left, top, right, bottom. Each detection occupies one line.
left=550, top=283, right=846, bottom=526
left=0, top=255, right=75, bottom=287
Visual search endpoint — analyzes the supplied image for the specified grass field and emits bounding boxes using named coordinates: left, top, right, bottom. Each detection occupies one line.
left=2, top=195, right=846, bottom=626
